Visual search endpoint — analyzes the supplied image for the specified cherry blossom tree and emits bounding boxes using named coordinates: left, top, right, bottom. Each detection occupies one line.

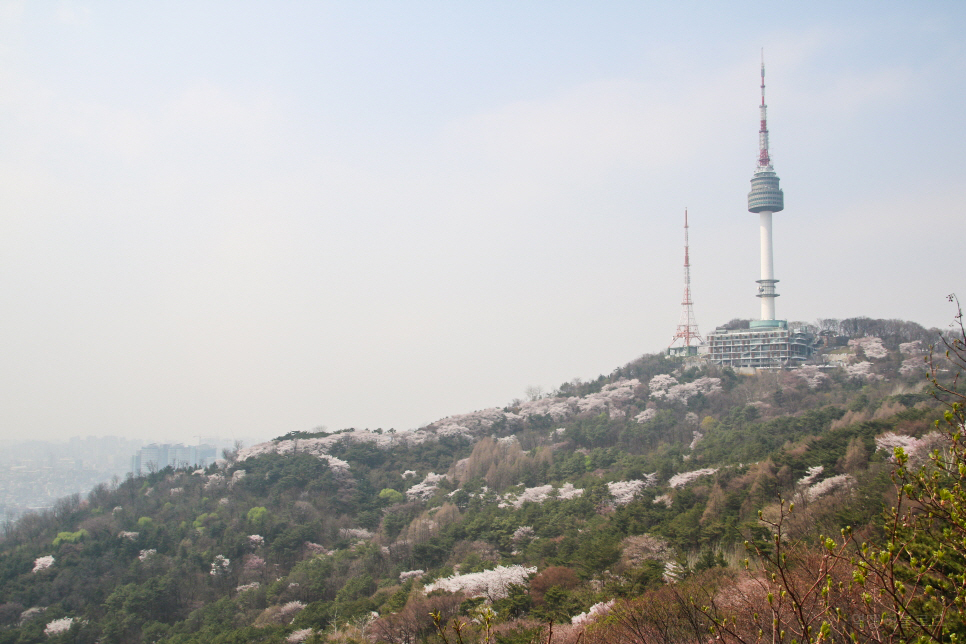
left=31, top=556, right=54, bottom=573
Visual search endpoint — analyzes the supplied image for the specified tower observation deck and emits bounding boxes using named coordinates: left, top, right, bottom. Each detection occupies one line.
left=748, top=54, right=784, bottom=321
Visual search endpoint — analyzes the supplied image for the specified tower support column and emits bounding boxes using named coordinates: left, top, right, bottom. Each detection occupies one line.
left=757, top=211, right=778, bottom=320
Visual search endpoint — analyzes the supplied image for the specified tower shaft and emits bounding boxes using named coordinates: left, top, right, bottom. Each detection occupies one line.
left=759, top=212, right=777, bottom=320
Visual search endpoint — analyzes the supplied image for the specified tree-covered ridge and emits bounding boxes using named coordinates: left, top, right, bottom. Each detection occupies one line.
left=0, top=315, right=958, bottom=644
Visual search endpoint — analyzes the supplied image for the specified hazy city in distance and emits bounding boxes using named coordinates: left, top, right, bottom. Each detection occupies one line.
left=0, top=435, right=269, bottom=523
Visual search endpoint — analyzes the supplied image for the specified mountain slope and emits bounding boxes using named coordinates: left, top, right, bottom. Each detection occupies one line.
left=0, top=318, right=956, bottom=644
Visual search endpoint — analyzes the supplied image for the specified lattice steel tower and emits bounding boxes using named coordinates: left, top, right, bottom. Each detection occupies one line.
left=748, top=53, right=784, bottom=321
left=669, top=209, right=702, bottom=355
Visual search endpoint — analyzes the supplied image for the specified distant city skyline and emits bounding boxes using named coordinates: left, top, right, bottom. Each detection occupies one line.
left=0, top=434, right=269, bottom=521
left=0, top=3, right=963, bottom=441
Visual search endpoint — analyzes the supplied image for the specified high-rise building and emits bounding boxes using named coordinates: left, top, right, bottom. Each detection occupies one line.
left=131, top=443, right=217, bottom=474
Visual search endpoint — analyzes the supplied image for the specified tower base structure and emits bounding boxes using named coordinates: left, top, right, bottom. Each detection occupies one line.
left=706, top=319, right=813, bottom=370
left=668, top=344, right=707, bottom=358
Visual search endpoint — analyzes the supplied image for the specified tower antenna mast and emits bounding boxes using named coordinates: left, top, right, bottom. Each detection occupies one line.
left=669, top=208, right=703, bottom=354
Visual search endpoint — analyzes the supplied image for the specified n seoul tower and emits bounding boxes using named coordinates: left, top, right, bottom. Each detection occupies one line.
left=747, top=53, right=784, bottom=321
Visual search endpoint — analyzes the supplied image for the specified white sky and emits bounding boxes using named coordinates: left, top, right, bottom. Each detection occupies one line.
left=0, top=1, right=963, bottom=442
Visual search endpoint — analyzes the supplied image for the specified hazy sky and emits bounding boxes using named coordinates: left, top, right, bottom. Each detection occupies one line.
left=0, top=2, right=963, bottom=443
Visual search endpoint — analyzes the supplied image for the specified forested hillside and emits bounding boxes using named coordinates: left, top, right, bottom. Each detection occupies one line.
left=1, top=315, right=963, bottom=644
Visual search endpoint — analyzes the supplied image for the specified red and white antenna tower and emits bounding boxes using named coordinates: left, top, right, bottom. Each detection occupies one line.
left=669, top=209, right=703, bottom=354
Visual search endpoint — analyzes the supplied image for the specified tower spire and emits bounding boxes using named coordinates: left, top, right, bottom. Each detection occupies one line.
left=669, top=208, right=703, bottom=355
left=758, top=49, right=771, bottom=169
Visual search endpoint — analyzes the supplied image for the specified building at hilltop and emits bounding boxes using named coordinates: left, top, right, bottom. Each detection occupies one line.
left=707, top=56, right=814, bottom=369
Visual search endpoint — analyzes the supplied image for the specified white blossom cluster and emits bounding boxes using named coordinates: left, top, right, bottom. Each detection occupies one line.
left=277, top=601, right=306, bottom=622
left=406, top=472, right=448, bottom=501
left=514, top=379, right=641, bottom=422
left=339, top=528, right=374, bottom=540
left=607, top=477, right=656, bottom=505
left=403, top=470, right=417, bottom=478
left=287, top=628, right=313, bottom=643
left=797, top=465, right=824, bottom=487
left=429, top=407, right=508, bottom=436
left=236, top=432, right=398, bottom=472
left=516, top=397, right=576, bottom=421
left=447, top=485, right=490, bottom=502
left=169, top=487, right=183, bottom=496
left=795, top=365, right=830, bottom=389
left=43, top=617, right=73, bottom=636
left=305, top=542, right=334, bottom=556
left=687, top=431, right=703, bottom=451
left=210, top=554, right=230, bottom=576
left=244, top=555, right=266, bottom=571
left=399, top=569, right=425, bottom=582
left=117, top=531, right=139, bottom=540
left=571, top=599, right=614, bottom=627
left=576, top=379, right=640, bottom=415
left=899, top=357, right=928, bottom=376
left=424, top=565, right=536, bottom=600
left=875, top=432, right=917, bottom=453
left=658, top=377, right=723, bottom=404
left=653, top=494, right=672, bottom=508
left=648, top=374, right=679, bottom=394
left=432, top=422, right=473, bottom=438
left=238, top=415, right=515, bottom=470
left=138, top=549, right=156, bottom=562
left=204, top=473, right=226, bottom=490
left=650, top=374, right=722, bottom=404
left=620, top=534, right=671, bottom=565
left=512, top=526, right=535, bottom=544
left=557, top=483, right=584, bottom=500
left=20, top=607, right=45, bottom=622
left=450, top=457, right=472, bottom=480
left=634, top=408, right=656, bottom=424
left=849, top=336, right=888, bottom=359
left=499, top=483, right=585, bottom=508
left=500, top=484, right=553, bottom=508
left=32, top=556, right=55, bottom=573
left=804, top=474, right=855, bottom=501
left=668, top=468, right=717, bottom=489
left=248, top=534, right=264, bottom=547
left=663, top=561, right=687, bottom=583
left=874, top=431, right=943, bottom=461
left=845, top=361, right=882, bottom=381
left=899, top=341, right=923, bottom=355
left=236, top=582, right=261, bottom=593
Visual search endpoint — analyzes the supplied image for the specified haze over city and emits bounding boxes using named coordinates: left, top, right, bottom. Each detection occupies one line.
left=0, top=2, right=963, bottom=443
